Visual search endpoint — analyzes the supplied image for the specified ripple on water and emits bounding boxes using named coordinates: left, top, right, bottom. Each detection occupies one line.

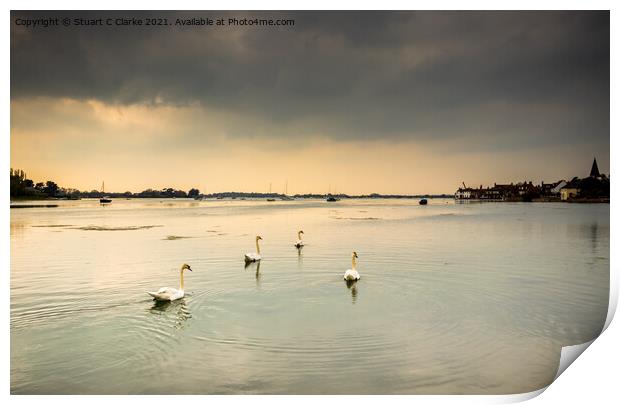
left=73, top=225, right=163, bottom=231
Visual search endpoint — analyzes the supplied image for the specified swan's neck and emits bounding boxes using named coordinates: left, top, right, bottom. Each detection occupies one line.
left=179, top=269, right=185, bottom=290
left=298, top=231, right=303, bottom=240
left=352, top=256, right=357, bottom=270
left=256, top=239, right=261, bottom=254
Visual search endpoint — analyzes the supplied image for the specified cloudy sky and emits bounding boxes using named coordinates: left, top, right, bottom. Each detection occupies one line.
left=10, top=11, right=609, bottom=194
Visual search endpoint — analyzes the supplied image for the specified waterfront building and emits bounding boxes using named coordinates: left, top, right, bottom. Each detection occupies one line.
left=550, top=180, right=567, bottom=195
left=455, top=188, right=473, bottom=199
left=561, top=186, right=579, bottom=201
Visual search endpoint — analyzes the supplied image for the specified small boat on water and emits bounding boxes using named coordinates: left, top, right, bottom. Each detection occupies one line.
left=266, top=182, right=276, bottom=201
left=326, top=184, right=340, bottom=202
left=419, top=198, right=428, bottom=205
left=99, top=181, right=112, bottom=204
left=281, top=181, right=294, bottom=200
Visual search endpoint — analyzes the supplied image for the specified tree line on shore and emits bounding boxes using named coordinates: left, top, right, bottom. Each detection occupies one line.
left=10, top=168, right=200, bottom=199
left=10, top=168, right=455, bottom=200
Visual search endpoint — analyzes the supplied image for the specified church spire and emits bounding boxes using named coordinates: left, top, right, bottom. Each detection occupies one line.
left=590, top=157, right=600, bottom=178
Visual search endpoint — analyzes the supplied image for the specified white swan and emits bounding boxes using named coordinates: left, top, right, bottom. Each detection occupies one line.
left=343, top=251, right=360, bottom=281
left=147, top=263, right=193, bottom=301
left=244, top=235, right=262, bottom=263
left=294, top=230, right=304, bottom=248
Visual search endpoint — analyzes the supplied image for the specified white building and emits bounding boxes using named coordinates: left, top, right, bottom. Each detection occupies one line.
left=560, top=187, right=579, bottom=201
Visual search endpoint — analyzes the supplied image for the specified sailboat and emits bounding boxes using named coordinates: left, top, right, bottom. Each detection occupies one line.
left=326, top=184, right=340, bottom=202
left=99, top=181, right=112, bottom=204
left=281, top=180, right=293, bottom=201
left=266, top=182, right=276, bottom=201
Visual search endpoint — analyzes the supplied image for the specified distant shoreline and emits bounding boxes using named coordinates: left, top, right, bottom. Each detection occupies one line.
left=10, top=195, right=609, bottom=207
left=10, top=194, right=451, bottom=202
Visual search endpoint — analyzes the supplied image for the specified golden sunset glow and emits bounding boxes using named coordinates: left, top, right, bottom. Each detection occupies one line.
left=11, top=97, right=608, bottom=194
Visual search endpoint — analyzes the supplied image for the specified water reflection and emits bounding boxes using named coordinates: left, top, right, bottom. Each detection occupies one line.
left=10, top=220, right=27, bottom=237
left=590, top=222, right=599, bottom=252
left=255, top=261, right=261, bottom=282
left=149, top=299, right=191, bottom=329
left=297, top=246, right=303, bottom=268
left=244, top=261, right=262, bottom=287
left=345, top=279, right=358, bottom=304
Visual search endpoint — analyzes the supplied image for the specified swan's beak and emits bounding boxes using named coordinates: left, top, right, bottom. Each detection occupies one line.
left=187, top=266, right=193, bottom=271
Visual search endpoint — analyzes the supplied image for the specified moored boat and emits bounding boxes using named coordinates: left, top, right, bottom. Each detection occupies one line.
left=99, top=181, right=112, bottom=204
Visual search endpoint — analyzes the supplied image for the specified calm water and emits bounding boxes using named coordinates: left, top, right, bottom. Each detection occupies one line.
left=10, top=199, right=609, bottom=394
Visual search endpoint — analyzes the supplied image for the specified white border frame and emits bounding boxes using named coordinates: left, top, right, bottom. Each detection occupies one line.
left=3, top=2, right=617, bottom=404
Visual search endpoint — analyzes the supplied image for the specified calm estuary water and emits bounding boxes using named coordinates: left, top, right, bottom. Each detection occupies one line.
left=10, top=199, right=609, bottom=394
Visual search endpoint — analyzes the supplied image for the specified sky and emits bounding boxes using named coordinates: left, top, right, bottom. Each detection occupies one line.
left=10, top=11, right=609, bottom=194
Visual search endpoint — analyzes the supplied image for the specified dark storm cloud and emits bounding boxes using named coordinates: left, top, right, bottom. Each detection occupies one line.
left=10, top=10, right=609, bottom=148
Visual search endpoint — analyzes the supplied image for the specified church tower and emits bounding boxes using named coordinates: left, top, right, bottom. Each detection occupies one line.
left=590, top=157, right=601, bottom=178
